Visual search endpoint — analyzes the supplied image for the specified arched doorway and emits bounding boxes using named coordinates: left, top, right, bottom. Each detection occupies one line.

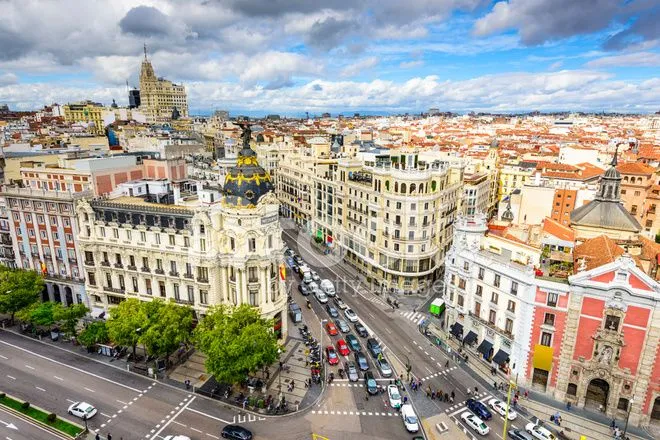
left=52, top=285, right=61, bottom=303
left=585, top=378, right=609, bottom=410
left=651, top=396, right=660, bottom=422
left=64, top=287, right=73, bottom=305
left=41, top=286, right=50, bottom=302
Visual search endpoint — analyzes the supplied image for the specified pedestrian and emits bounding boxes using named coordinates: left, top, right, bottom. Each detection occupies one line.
left=242, top=398, right=248, bottom=409
left=365, top=391, right=369, bottom=401
left=610, top=419, right=616, bottom=430
left=451, top=390, right=455, bottom=401
left=107, top=434, right=112, bottom=440
left=431, top=390, right=435, bottom=399
left=524, top=390, right=528, bottom=399
left=494, top=381, right=498, bottom=390
left=403, top=396, right=408, bottom=404
left=279, top=361, right=283, bottom=370
left=426, top=386, right=431, bottom=398
left=444, top=392, right=449, bottom=402
left=467, top=387, right=471, bottom=397
left=474, top=386, right=478, bottom=395
left=185, top=379, right=191, bottom=390
left=95, top=434, right=100, bottom=440
left=291, top=380, right=295, bottom=391
left=566, top=401, right=572, bottom=411
left=304, top=380, right=308, bottom=389
left=445, top=360, right=449, bottom=368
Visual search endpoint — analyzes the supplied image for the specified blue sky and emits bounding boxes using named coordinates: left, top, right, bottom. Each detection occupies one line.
left=0, top=0, right=659, bottom=114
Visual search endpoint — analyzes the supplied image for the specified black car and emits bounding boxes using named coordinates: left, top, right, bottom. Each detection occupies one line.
left=298, top=284, right=310, bottom=296
left=326, top=305, right=339, bottom=318
left=466, top=398, right=492, bottom=421
left=366, top=338, right=382, bottom=358
left=355, top=322, right=369, bottom=337
left=354, top=352, right=369, bottom=371
left=508, top=429, right=534, bottom=440
left=221, top=424, right=253, bottom=440
left=364, top=371, right=378, bottom=395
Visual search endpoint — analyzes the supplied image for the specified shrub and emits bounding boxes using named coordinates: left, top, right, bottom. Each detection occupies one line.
left=21, top=401, right=30, bottom=410
left=257, top=399, right=265, bottom=408
left=47, top=413, right=57, bottom=423
left=0, top=393, right=5, bottom=399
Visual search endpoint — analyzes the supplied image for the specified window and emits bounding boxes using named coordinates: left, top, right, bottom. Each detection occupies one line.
left=156, top=259, right=163, bottom=270
left=126, top=230, right=131, bottom=240
left=476, top=285, right=483, bottom=297
left=605, top=314, right=620, bottom=331
left=249, top=290, right=258, bottom=306
left=88, top=272, right=96, bottom=286
left=140, top=231, right=146, bottom=242
left=631, top=205, right=638, bottom=215
left=248, top=267, right=258, bottom=282
left=132, top=277, right=138, bottom=292
left=200, top=238, right=206, bottom=251
left=40, top=230, right=47, bottom=239
left=99, top=227, right=105, bottom=237
left=28, top=229, right=35, bottom=237
left=37, top=215, right=44, bottom=224
left=169, top=234, right=175, bottom=246
left=457, top=295, right=464, bottom=307
left=494, top=274, right=500, bottom=287
left=230, top=237, right=235, bottom=251
left=50, top=216, right=57, bottom=226
left=505, top=318, right=513, bottom=333
left=491, top=291, right=499, bottom=305
left=394, top=243, right=399, bottom=251
left=268, top=235, right=273, bottom=248
left=407, top=245, right=413, bottom=252
left=451, top=274, right=456, bottom=285
left=155, top=233, right=161, bottom=244
left=118, top=275, right=125, bottom=290
left=129, top=255, right=135, bottom=266
left=115, top=253, right=122, bottom=265
left=199, top=289, right=208, bottom=304
left=184, top=236, right=190, bottom=247
left=105, top=273, right=112, bottom=288
left=634, top=190, right=640, bottom=197
left=489, top=310, right=497, bottom=324
left=544, top=313, right=555, bottom=326
left=507, top=300, right=516, bottom=312
left=510, top=281, right=518, bottom=295
left=185, top=263, right=192, bottom=276
left=173, top=283, right=180, bottom=300
left=197, top=266, right=209, bottom=282
left=170, top=261, right=177, bottom=274
left=113, top=228, right=119, bottom=239
left=547, top=292, right=558, bottom=307
left=145, top=279, right=152, bottom=295
left=142, top=256, right=149, bottom=269
left=248, top=238, right=256, bottom=252
left=199, top=224, right=205, bottom=234
left=159, top=281, right=166, bottom=297
left=474, top=301, right=481, bottom=316
left=187, top=286, right=194, bottom=302
left=463, top=262, right=469, bottom=271
left=458, top=278, right=466, bottom=290
left=540, top=332, right=552, bottom=347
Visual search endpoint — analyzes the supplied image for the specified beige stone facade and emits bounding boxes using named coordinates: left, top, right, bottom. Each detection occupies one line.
left=139, top=56, right=188, bottom=122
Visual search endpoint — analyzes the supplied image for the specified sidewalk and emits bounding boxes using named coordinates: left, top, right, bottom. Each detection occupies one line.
left=426, top=322, right=653, bottom=440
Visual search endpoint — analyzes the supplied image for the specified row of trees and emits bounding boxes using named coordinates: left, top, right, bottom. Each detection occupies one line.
left=0, top=267, right=281, bottom=385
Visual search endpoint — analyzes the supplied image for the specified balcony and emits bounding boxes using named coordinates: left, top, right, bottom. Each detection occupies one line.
left=84, top=260, right=95, bottom=266
left=154, top=269, right=165, bottom=275
left=127, top=265, right=137, bottom=271
left=103, top=286, right=125, bottom=294
left=169, top=271, right=179, bottom=277
left=114, top=263, right=123, bottom=269
left=174, top=297, right=194, bottom=305
left=141, top=266, right=151, bottom=273
left=197, top=277, right=209, bottom=284
left=469, top=310, right=515, bottom=341
left=100, top=261, right=110, bottom=267
left=183, top=272, right=194, bottom=279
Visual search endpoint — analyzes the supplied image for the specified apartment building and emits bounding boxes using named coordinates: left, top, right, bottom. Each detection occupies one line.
left=63, top=101, right=105, bottom=135
left=618, top=161, right=659, bottom=239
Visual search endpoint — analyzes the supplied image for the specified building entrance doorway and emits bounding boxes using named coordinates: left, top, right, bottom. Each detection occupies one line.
left=585, top=378, right=609, bottom=410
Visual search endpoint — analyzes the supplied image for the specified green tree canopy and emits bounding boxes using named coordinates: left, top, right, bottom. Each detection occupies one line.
left=141, top=301, right=193, bottom=364
left=0, top=267, right=44, bottom=323
left=17, top=301, right=60, bottom=328
left=194, top=304, right=279, bottom=384
left=54, top=303, right=88, bottom=337
left=77, top=321, right=109, bottom=348
left=106, top=298, right=148, bottom=354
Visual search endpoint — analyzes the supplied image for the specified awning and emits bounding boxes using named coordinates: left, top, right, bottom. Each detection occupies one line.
left=477, top=340, right=493, bottom=357
left=532, top=344, right=554, bottom=371
left=492, top=349, right=510, bottom=366
left=450, top=322, right=464, bottom=338
left=463, top=331, right=478, bottom=345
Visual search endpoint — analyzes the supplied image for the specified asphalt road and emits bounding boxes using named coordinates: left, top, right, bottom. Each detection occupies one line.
left=0, top=405, right=68, bottom=440
left=283, top=229, right=545, bottom=440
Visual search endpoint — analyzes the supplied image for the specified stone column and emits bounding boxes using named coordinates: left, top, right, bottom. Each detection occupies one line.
left=240, top=267, right=248, bottom=305
left=260, top=264, right=269, bottom=305
left=219, top=265, right=228, bottom=304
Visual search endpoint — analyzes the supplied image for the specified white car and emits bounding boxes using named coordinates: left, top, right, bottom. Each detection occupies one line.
left=387, top=384, right=402, bottom=409
left=315, top=290, right=328, bottom=304
left=344, top=308, right=358, bottom=322
left=488, top=398, right=517, bottom=420
left=461, top=411, right=490, bottom=436
left=525, top=422, right=557, bottom=440
left=67, top=401, right=97, bottom=419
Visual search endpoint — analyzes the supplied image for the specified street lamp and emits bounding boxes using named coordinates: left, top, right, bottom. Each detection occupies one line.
left=320, top=319, right=327, bottom=387
left=623, top=396, right=634, bottom=439
left=277, top=348, right=283, bottom=396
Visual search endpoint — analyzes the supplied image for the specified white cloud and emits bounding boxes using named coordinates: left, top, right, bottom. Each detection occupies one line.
left=586, top=52, right=660, bottom=68
left=400, top=60, right=424, bottom=69
left=548, top=61, right=563, bottom=70
left=0, top=72, right=18, bottom=86
left=340, top=57, right=380, bottom=77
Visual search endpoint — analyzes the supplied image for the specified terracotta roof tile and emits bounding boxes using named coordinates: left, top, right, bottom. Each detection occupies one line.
left=542, top=217, right=575, bottom=242
left=574, top=235, right=624, bottom=272
left=616, top=162, right=657, bottom=175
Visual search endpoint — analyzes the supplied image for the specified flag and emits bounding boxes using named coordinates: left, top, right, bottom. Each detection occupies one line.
left=279, top=263, right=286, bottom=281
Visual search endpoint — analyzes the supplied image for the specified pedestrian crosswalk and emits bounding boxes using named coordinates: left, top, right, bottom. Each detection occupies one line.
left=419, top=366, right=458, bottom=382
left=400, top=310, right=424, bottom=323
left=310, top=409, right=398, bottom=417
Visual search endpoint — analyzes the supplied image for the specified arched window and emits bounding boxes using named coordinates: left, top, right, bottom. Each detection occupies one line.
left=394, top=182, right=398, bottom=192
left=637, top=177, right=643, bottom=184
left=410, top=183, right=416, bottom=194
left=623, top=176, right=629, bottom=182
left=385, top=180, right=390, bottom=191
left=431, top=181, right=437, bottom=192
left=401, top=183, right=407, bottom=194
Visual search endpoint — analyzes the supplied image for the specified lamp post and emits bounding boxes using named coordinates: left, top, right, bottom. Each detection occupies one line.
left=277, top=348, right=282, bottom=395
left=320, top=318, right=327, bottom=387
left=623, top=396, right=634, bottom=439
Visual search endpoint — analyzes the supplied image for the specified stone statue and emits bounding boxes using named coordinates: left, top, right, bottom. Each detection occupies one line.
left=599, top=346, right=613, bottom=365
left=240, top=123, right=251, bottom=150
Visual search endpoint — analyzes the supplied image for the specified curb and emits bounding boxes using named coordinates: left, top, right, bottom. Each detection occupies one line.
left=0, top=391, right=83, bottom=439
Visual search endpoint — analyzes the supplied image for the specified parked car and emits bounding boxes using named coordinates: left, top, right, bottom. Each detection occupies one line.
left=354, top=352, right=369, bottom=371
left=298, top=284, right=310, bottom=296
left=293, top=255, right=303, bottom=265
left=311, top=271, right=321, bottom=282
left=335, top=318, right=350, bottom=333
left=336, top=339, right=350, bottom=356
left=326, top=305, right=339, bottom=318
left=376, top=358, right=393, bottom=377
left=488, top=398, right=517, bottom=420
left=334, top=296, right=348, bottom=310
left=326, top=322, right=339, bottom=336
left=344, top=361, right=359, bottom=382
left=345, top=334, right=362, bottom=352
left=326, top=346, right=339, bottom=365
left=221, top=425, right=253, bottom=440
left=508, top=429, right=534, bottom=440
left=466, top=398, right=492, bottom=421
left=387, top=384, right=402, bottom=408
left=284, top=248, right=294, bottom=257
left=320, top=279, right=336, bottom=297
left=461, top=412, right=489, bottom=436
left=308, top=281, right=319, bottom=293
left=354, top=322, right=369, bottom=337
left=315, top=290, right=328, bottom=304
left=364, top=371, right=378, bottom=394
left=366, top=338, right=382, bottom=358
left=344, top=308, right=358, bottom=322
left=525, top=423, right=557, bottom=440
left=68, top=402, right=97, bottom=419
left=401, top=404, right=419, bottom=433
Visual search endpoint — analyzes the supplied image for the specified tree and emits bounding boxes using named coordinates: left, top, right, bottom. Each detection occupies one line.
left=106, top=298, right=148, bottom=356
left=0, top=267, right=43, bottom=324
left=54, top=303, right=88, bottom=337
left=17, top=301, right=60, bottom=328
left=141, top=301, right=193, bottom=365
left=194, top=304, right=279, bottom=384
left=77, top=321, right=109, bottom=348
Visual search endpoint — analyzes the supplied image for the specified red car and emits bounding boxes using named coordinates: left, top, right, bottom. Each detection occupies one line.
left=326, top=322, right=338, bottom=336
left=336, top=339, right=350, bottom=356
left=326, top=346, right=339, bottom=365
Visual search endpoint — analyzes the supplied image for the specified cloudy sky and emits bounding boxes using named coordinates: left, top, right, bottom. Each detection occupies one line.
left=1, top=0, right=659, bottom=115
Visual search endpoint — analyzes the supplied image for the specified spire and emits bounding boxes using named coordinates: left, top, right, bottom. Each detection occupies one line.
left=611, top=144, right=618, bottom=167
left=143, top=42, right=148, bottom=60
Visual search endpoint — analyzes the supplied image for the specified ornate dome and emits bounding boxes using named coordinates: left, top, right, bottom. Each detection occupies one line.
left=223, top=124, right=274, bottom=207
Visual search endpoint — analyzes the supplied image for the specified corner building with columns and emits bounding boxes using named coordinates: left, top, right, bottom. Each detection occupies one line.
left=76, top=128, right=287, bottom=339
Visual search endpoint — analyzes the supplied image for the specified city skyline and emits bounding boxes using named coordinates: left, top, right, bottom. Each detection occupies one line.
left=0, top=0, right=659, bottom=114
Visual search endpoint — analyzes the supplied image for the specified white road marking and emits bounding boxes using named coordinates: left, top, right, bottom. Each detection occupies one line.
left=0, top=340, right=142, bottom=393
left=184, top=407, right=232, bottom=424
left=84, top=387, right=95, bottom=393
left=0, top=355, right=7, bottom=359
left=206, top=434, right=219, bottom=439
left=66, top=399, right=76, bottom=403
left=53, top=376, right=63, bottom=381
left=190, top=428, right=202, bottom=433
left=172, top=421, right=187, bottom=428
left=35, top=386, right=46, bottom=392
left=117, top=400, right=128, bottom=405
left=101, top=413, right=112, bottom=418
left=6, top=376, right=15, bottom=380
left=385, top=328, right=392, bottom=334
left=24, top=365, right=35, bottom=370
left=149, top=397, right=196, bottom=440
left=425, top=366, right=433, bottom=374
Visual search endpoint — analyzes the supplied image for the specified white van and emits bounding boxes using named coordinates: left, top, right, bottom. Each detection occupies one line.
left=401, top=404, right=419, bottom=433
left=302, top=271, right=312, bottom=284
left=320, top=279, right=336, bottom=296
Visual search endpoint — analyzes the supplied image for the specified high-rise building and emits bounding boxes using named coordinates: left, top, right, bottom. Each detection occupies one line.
left=128, top=89, right=141, bottom=109
left=138, top=47, right=188, bottom=122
